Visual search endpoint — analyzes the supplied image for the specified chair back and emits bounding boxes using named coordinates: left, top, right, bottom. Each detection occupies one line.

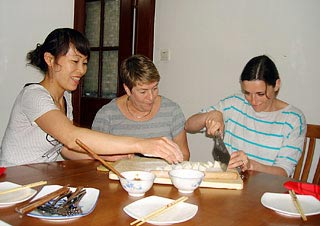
left=293, top=124, right=320, bottom=184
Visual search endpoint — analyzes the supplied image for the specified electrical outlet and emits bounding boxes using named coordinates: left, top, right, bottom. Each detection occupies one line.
left=160, top=49, right=170, bottom=61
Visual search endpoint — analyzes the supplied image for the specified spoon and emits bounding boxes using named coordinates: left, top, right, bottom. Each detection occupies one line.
left=75, top=139, right=125, bottom=179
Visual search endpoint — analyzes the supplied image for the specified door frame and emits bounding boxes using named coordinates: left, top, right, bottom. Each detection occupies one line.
left=73, top=0, right=155, bottom=127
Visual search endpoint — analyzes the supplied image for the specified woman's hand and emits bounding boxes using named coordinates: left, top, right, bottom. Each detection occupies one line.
left=228, top=150, right=251, bottom=172
left=204, top=111, right=224, bottom=136
left=137, top=137, right=183, bottom=164
left=185, top=110, right=224, bottom=135
left=229, top=150, right=288, bottom=176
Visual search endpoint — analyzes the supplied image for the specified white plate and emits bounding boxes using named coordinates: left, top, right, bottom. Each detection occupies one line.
left=123, top=195, right=198, bottom=225
left=261, top=192, right=320, bottom=217
left=27, top=185, right=99, bottom=220
left=0, top=220, right=12, bottom=226
left=0, top=182, right=37, bottom=207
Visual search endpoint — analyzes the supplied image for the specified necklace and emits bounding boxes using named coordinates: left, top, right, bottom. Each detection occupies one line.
left=126, top=96, right=152, bottom=119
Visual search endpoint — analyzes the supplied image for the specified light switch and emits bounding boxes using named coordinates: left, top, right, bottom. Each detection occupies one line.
left=160, top=49, right=170, bottom=61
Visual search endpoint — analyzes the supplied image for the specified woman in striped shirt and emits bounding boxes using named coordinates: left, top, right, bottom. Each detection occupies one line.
left=185, top=55, right=306, bottom=177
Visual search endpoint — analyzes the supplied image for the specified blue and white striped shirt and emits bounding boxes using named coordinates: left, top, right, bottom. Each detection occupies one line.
left=202, top=94, right=306, bottom=176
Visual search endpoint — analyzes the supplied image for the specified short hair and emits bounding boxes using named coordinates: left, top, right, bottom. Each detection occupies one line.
left=240, top=55, right=279, bottom=87
left=27, top=28, right=90, bottom=73
left=120, top=55, right=160, bottom=90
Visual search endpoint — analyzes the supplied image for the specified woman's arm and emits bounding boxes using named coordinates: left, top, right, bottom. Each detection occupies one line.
left=60, top=146, right=134, bottom=161
left=173, top=129, right=190, bottom=161
left=36, top=110, right=183, bottom=164
left=229, top=151, right=288, bottom=177
left=248, top=160, right=287, bottom=176
left=185, top=110, right=224, bottom=136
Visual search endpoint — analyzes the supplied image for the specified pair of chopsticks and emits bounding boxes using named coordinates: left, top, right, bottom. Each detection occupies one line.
left=0, top=181, right=47, bottom=195
left=130, top=196, right=188, bottom=226
left=15, top=185, right=70, bottom=215
left=289, top=190, right=307, bottom=221
left=75, top=139, right=125, bottom=179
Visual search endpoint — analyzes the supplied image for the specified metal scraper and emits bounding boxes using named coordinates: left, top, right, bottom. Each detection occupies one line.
left=212, top=133, right=230, bottom=172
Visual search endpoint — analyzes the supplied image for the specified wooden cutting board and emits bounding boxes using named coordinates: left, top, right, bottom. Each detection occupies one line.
left=106, top=157, right=243, bottom=190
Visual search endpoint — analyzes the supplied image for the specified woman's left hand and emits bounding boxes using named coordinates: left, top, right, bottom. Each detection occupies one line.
left=228, top=150, right=251, bottom=172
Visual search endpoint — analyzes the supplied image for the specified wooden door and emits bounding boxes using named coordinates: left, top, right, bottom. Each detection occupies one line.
left=73, top=0, right=155, bottom=128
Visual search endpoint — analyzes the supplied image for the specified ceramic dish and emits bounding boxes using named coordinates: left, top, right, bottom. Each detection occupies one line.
left=261, top=192, right=320, bottom=217
left=119, top=171, right=155, bottom=197
left=27, top=185, right=99, bottom=220
left=169, top=169, right=204, bottom=193
left=0, top=182, right=37, bottom=207
left=124, top=195, right=198, bottom=225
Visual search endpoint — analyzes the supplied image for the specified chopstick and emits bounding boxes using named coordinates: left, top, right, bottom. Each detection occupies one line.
left=0, top=181, right=47, bottom=195
left=289, top=190, right=307, bottom=221
left=75, top=139, right=125, bottom=179
left=130, top=196, right=188, bottom=226
left=15, top=185, right=70, bottom=215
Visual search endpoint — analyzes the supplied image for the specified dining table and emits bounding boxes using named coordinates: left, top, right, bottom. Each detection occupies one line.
left=0, top=159, right=319, bottom=226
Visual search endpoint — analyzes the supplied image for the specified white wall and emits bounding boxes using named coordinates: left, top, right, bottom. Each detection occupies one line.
left=0, top=0, right=319, bottom=179
left=0, top=0, right=74, bottom=143
left=154, top=0, right=320, bottom=179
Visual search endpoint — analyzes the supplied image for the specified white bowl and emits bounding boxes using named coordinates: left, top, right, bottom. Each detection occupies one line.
left=119, top=171, right=156, bottom=197
left=169, top=169, right=205, bottom=194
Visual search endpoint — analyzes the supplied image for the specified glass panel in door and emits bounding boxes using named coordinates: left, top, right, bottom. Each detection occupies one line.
left=83, top=0, right=120, bottom=99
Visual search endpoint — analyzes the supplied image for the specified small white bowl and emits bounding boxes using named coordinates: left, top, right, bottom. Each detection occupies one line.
left=169, top=169, right=205, bottom=193
left=119, top=171, right=156, bottom=197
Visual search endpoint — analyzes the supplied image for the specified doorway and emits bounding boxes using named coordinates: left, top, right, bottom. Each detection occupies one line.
left=73, top=0, right=155, bottom=128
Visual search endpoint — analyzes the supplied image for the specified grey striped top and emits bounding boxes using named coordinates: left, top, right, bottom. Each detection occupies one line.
left=92, top=96, right=185, bottom=139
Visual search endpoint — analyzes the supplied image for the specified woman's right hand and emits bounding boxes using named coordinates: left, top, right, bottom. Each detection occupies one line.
left=204, top=111, right=224, bottom=136
left=137, top=137, right=183, bottom=164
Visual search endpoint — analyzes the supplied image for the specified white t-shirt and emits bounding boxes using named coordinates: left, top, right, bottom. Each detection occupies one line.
left=0, top=84, right=73, bottom=166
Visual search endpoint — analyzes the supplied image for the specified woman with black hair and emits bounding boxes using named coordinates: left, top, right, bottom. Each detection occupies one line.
left=185, top=55, right=306, bottom=177
left=0, top=28, right=182, bottom=166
